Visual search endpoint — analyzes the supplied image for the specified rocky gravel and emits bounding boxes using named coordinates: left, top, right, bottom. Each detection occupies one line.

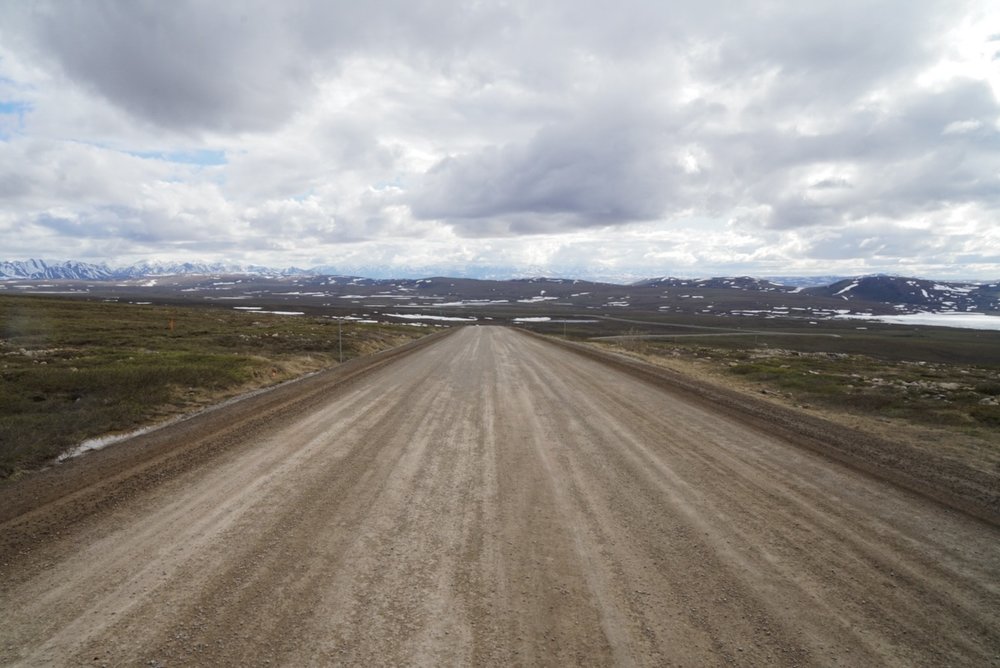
left=1, top=326, right=998, bottom=666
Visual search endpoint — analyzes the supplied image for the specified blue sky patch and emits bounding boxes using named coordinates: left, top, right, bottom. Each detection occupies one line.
left=0, top=101, right=33, bottom=115
left=0, top=101, right=31, bottom=140
left=129, top=149, right=227, bottom=166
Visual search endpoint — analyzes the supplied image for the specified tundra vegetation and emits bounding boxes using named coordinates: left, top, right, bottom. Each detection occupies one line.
left=613, top=334, right=1000, bottom=429
left=0, top=295, right=431, bottom=477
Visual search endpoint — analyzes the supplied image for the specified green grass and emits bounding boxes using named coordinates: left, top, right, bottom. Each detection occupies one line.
left=0, top=295, right=431, bottom=477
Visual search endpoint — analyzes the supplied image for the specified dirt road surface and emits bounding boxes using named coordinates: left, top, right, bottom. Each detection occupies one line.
left=2, top=326, right=998, bottom=666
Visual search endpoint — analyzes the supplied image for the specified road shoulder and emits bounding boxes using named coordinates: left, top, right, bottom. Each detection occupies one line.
left=520, top=329, right=1000, bottom=526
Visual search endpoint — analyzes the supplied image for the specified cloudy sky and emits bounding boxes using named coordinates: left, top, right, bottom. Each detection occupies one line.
left=1, top=1, right=998, bottom=280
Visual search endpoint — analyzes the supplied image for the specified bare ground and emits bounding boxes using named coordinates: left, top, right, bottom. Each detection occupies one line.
left=1, top=326, right=998, bottom=666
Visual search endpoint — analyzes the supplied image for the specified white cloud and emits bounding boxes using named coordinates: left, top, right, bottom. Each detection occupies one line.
left=943, top=119, right=983, bottom=135
left=0, top=0, right=997, bottom=279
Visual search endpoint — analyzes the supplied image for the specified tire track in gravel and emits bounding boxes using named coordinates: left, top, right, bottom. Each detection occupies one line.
left=1, top=326, right=998, bottom=666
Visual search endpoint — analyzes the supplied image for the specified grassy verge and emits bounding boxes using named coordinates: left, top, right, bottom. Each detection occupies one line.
left=0, top=295, right=433, bottom=477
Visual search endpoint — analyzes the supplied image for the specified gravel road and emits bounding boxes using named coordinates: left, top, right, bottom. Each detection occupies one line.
left=2, top=326, right=998, bottom=666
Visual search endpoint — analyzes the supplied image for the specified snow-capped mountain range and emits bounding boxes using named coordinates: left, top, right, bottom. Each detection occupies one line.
left=1, top=259, right=998, bottom=313
left=0, top=260, right=1000, bottom=313
left=0, top=259, right=306, bottom=281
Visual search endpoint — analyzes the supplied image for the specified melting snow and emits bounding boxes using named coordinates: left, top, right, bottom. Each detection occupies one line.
left=59, top=425, right=162, bottom=461
left=838, top=313, right=1000, bottom=331
left=435, top=299, right=510, bottom=307
left=933, top=284, right=974, bottom=293
left=386, top=313, right=477, bottom=322
left=512, top=317, right=600, bottom=323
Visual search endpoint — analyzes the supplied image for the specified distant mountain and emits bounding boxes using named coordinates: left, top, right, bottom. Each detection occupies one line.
left=0, top=259, right=116, bottom=281
left=0, top=259, right=561, bottom=283
left=633, top=276, right=791, bottom=292
left=0, top=259, right=310, bottom=281
left=509, top=277, right=600, bottom=286
left=762, top=275, right=850, bottom=288
left=805, top=275, right=1000, bottom=312
left=114, top=261, right=310, bottom=278
left=308, top=263, right=559, bottom=281
left=3, top=260, right=998, bottom=314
